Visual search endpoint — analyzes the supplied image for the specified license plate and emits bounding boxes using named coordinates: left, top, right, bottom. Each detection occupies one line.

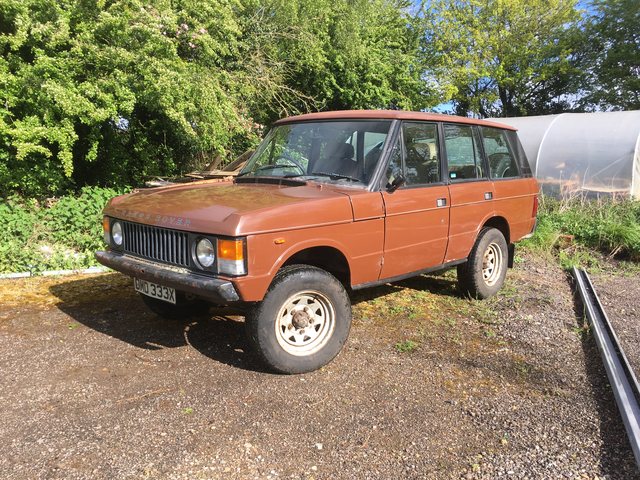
left=134, top=278, right=176, bottom=304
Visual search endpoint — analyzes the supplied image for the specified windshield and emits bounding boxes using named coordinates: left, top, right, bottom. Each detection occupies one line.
left=238, top=120, right=393, bottom=186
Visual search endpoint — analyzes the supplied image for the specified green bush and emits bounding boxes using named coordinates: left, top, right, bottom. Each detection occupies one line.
left=0, top=0, right=430, bottom=198
left=523, top=196, right=640, bottom=262
left=0, top=186, right=126, bottom=274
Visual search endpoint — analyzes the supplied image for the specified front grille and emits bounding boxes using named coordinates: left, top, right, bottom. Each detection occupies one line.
left=121, top=221, right=190, bottom=268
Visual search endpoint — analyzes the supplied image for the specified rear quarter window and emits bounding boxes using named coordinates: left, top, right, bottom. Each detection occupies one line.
left=481, top=127, right=520, bottom=179
left=505, top=130, right=533, bottom=177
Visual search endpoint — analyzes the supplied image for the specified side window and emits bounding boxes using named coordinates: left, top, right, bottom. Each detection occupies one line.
left=481, top=127, right=520, bottom=179
left=444, top=124, right=484, bottom=181
left=403, top=122, right=440, bottom=185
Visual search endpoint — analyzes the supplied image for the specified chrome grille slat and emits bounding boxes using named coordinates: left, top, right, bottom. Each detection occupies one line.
left=179, top=234, right=184, bottom=265
left=162, top=230, right=167, bottom=263
left=170, top=231, right=175, bottom=264
left=120, top=220, right=189, bottom=268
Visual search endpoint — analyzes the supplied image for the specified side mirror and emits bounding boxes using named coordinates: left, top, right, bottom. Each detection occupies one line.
left=386, top=174, right=406, bottom=193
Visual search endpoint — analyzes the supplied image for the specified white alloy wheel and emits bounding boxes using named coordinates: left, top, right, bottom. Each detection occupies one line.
left=482, top=242, right=504, bottom=286
left=275, top=290, right=336, bottom=356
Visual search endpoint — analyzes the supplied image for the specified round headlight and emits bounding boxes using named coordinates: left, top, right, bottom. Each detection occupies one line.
left=196, top=238, right=215, bottom=268
left=112, top=221, right=123, bottom=246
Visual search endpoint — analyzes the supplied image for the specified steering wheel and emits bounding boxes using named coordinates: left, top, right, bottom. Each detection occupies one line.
left=488, top=153, right=511, bottom=178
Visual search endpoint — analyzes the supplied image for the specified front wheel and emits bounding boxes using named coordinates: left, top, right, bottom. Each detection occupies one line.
left=457, top=227, right=508, bottom=299
left=245, top=265, right=352, bottom=374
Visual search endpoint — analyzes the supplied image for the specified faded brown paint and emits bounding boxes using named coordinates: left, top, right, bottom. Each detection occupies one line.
left=275, top=110, right=518, bottom=131
left=342, top=190, right=385, bottom=221
left=492, top=178, right=539, bottom=240
left=100, top=110, right=538, bottom=304
left=445, top=180, right=497, bottom=262
left=236, top=220, right=385, bottom=301
left=108, top=182, right=354, bottom=237
left=380, top=185, right=450, bottom=279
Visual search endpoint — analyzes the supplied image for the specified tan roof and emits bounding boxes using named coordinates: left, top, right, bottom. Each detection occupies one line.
left=275, top=110, right=517, bottom=131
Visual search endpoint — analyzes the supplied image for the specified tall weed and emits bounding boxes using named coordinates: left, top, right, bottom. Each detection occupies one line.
left=523, top=195, right=640, bottom=261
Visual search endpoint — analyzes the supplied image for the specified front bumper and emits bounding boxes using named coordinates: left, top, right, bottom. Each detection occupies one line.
left=95, top=250, right=240, bottom=304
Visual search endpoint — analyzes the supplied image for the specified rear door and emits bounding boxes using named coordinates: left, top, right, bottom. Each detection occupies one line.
left=443, top=123, right=495, bottom=262
left=380, top=121, right=450, bottom=279
left=481, top=126, right=538, bottom=241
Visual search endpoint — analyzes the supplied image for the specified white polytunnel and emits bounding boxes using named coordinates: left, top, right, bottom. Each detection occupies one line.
left=489, top=111, right=640, bottom=198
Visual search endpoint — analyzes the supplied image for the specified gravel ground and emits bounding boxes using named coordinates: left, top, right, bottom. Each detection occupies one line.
left=591, top=271, right=640, bottom=384
left=0, top=253, right=637, bottom=479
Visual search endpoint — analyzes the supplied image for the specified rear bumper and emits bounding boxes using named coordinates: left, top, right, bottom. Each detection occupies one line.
left=95, top=250, right=240, bottom=304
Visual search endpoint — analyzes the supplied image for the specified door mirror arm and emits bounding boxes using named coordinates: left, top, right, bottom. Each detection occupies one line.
left=386, top=174, right=406, bottom=193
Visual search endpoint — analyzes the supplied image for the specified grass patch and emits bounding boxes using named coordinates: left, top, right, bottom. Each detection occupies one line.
left=394, top=340, right=419, bottom=353
left=522, top=196, right=640, bottom=268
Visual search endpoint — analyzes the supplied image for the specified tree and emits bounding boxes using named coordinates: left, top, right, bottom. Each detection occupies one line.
left=309, top=0, right=438, bottom=112
left=0, top=0, right=438, bottom=197
left=0, top=0, right=255, bottom=196
left=425, top=0, right=582, bottom=117
left=237, top=0, right=438, bottom=124
left=579, top=0, right=640, bottom=110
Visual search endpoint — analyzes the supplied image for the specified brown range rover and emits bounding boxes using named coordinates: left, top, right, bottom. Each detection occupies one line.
left=96, top=110, right=539, bottom=374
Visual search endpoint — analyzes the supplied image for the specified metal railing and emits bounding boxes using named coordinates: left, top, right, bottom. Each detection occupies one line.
left=573, top=267, right=640, bottom=469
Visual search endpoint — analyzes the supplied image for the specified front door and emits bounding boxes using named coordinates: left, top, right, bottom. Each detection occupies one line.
left=380, top=121, right=450, bottom=280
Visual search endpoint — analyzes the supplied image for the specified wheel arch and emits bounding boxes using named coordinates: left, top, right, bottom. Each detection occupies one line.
left=481, top=216, right=511, bottom=244
left=280, top=246, right=351, bottom=288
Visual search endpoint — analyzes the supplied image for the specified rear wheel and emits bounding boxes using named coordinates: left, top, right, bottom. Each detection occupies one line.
left=140, top=292, right=210, bottom=320
left=245, top=265, right=352, bottom=374
left=457, top=228, right=508, bottom=299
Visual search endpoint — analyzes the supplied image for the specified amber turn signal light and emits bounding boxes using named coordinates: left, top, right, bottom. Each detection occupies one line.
left=218, top=239, right=244, bottom=261
left=102, top=217, right=110, bottom=245
left=217, top=239, right=246, bottom=275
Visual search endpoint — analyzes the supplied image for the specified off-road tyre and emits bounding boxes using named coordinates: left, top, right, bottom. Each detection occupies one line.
left=457, top=227, right=508, bottom=299
left=140, top=292, right=210, bottom=320
left=245, top=265, right=352, bottom=374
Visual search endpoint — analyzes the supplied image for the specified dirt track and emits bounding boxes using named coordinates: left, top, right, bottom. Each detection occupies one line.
left=0, top=254, right=637, bottom=479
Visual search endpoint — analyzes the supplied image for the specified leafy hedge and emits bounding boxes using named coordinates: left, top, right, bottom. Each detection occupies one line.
left=0, top=187, right=125, bottom=274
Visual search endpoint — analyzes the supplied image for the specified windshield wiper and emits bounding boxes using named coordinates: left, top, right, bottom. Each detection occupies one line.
left=310, top=171, right=361, bottom=182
